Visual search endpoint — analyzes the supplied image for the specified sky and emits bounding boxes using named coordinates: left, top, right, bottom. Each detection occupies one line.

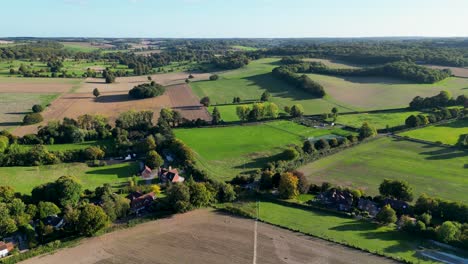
left=1, top=0, right=467, bottom=38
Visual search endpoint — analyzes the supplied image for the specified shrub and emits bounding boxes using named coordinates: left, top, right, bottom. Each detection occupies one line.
left=129, top=82, right=165, bottom=99
left=23, top=113, right=43, bottom=125
left=32, top=104, right=44, bottom=113
left=209, top=74, right=219, bottom=81
left=376, top=204, right=397, bottom=225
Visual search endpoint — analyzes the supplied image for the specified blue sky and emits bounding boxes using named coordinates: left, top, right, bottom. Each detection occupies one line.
left=2, top=0, right=467, bottom=38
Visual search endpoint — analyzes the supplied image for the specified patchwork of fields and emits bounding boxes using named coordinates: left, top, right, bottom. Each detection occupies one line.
left=175, top=120, right=352, bottom=179
left=299, top=137, right=467, bottom=202
left=400, top=118, right=468, bottom=145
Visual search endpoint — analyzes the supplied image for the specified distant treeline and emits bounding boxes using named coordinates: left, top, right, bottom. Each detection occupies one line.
left=282, top=60, right=451, bottom=84
left=272, top=66, right=326, bottom=97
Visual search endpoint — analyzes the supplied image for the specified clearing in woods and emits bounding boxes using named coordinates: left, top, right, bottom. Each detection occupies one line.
left=298, top=137, right=467, bottom=202
left=20, top=209, right=397, bottom=264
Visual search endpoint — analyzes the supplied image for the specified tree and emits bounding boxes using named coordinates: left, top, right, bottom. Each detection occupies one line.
left=129, top=82, right=165, bottom=99
left=314, top=138, right=330, bottom=151
left=23, top=113, right=43, bottom=125
left=379, top=179, right=413, bottom=202
left=376, top=205, right=397, bottom=225
left=436, top=221, right=460, bottom=243
left=84, top=146, right=105, bottom=160
left=0, top=204, right=17, bottom=237
left=331, top=107, right=338, bottom=116
left=302, top=140, right=315, bottom=154
left=292, top=170, right=309, bottom=194
left=167, top=183, right=191, bottom=213
left=200, top=96, right=211, bottom=107
left=38, top=201, right=61, bottom=219
left=147, top=76, right=152, bottom=81
left=281, top=148, right=299, bottom=161
left=212, top=107, right=221, bottom=125
left=209, top=74, right=219, bottom=81
left=78, top=204, right=109, bottom=236
left=290, top=104, right=304, bottom=117
left=101, top=193, right=130, bottom=221
left=93, top=88, right=100, bottom=98
left=405, top=115, right=420, bottom=127
left=260, top=91, right=270, bottom=102
left=32, top=104, right=44, bottom=113
left=151, top=185, right=161, bottom=196
left=265, top=103, right=279, bottom=118
left=359, top=122, right=377, bottom=140
left=145, top=150, right=164, bottom=169
left=236, top=105, right=250, bottom=121
left=0, top=136, right=9, bottom=153
left=0, top=186, right=15, bottom=203
left=55, top=176, right=83, bottom=208
left=278, top=172, right=299, bottom=199
left=218, top=183, right=236, bottom=202
left=189, top=182, right=212, bottom=208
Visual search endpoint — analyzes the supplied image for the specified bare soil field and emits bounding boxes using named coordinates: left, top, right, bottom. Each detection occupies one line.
left=13, top=83, right=210, bottom=136
left=0, top=78, right=77, bottom=93
left=60, top=41, right=115, bottom=49
left=426, top=65, right=468, bottom=78
left=21, top=209, right=396, bottom=264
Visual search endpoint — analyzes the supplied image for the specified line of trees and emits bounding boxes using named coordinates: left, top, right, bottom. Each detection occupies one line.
left=405, top=107, right=465, bottom=128
left=409, top=91, right=467, bottom=110
left=287, top=61, right=451, bottom=84
left=235, top=102, right=280, bottom=121
left=272, top=66, right=326, bottom=97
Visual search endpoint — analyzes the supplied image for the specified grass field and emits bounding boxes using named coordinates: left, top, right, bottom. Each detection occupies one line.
left=16, top=139, right=114, bottom=152
left=190, top=58, right=347, bottom=115
left=303, top=58, right=363, bottom=69
left=0, top=162, right=138, bottom=194
left=336, top=110, right=423, bottom=129
left=307, top=73, right=468, bottom=111
left=400, top=119, right=468, bottom=145
left=231, top=45, right=259, bottom=51
left=299, top=137, right=467, bottom=202
left=175, top=120, right=352, bottom=179
left=229, top=201, right=433, bottom=264
left=0, top=93, right=60, bottom=131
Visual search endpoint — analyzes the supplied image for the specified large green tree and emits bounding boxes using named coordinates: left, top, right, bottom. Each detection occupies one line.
left=78, top=204, right=109, bottom=236
left=379, top=179, right=414, bottom=202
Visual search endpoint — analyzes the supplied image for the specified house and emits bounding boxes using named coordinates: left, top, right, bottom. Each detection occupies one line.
left=44, top=215, right=65, bottom=230
left=140, top=165, right=157, bottom=180
left=358, top=198, right=380, bottom=217
left=158, top=167, right=184, bottom=183
left=127, top=192, right=156, bottom=214
left=383, top=198, right=409, bottom=213
left=316, top=188, right=354, bottom=212
left=0, top=242, right=14, bottom=258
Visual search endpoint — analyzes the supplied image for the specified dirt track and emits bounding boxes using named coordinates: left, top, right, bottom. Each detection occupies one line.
left=21, top=209, right=397, bottom=264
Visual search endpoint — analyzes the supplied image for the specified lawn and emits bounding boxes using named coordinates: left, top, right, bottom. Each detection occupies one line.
left=228, top=201, right=433, bottom=264
left=306, top=73, right=468, bottom=111
left=16, top=139, right=114, bottom=152
left=0, top=162, right=139, bottom=194
left=299, top=137, right=468, bottom=202
left=336, top=110, right=423, bottom=129
left=400, top=119, right=468, bottom=145
left=0, top=93, right=60, bottom=131
left=175, top=120, right=352, bottom=180
left=190, top=58, right=346, bottom=115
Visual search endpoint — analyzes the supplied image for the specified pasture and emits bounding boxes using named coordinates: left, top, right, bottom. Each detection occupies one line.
left=400, top=119, right=468, bottom=145
left=306, top=73, right=468, bottom=111
left=21, top=209, right=395, bottom=264
left=228, top=201, right=432, bottom=264
left=303, top=58, right=363, bottom=69
left=190, top=58, right=347, bottom=115
left=299, top=137, right=467, bottom=202
left=16, top=139, right=114, bottom=152
left=0, top=162, right=139, bottom=194
left=336, top=110, right=423, bottom=129
left=175, top=120, right=352, bottom=179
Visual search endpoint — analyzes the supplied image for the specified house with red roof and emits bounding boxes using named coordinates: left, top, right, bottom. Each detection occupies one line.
left=158, top=166, right=184, bottom=183
left=0, top=242, right=14, bottom=258
left=127, top=191, right=156, bottom=215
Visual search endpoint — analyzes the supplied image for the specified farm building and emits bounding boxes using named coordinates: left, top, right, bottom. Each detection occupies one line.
left=127, top=191, right=156, bottom=214
left=158, top=167, right=184, bottom=183
left=315, top=189, right=354, bottom=212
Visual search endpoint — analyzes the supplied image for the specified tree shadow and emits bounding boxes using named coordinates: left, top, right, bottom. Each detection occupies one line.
left=243, top=73, right=319, bottom=101
left=234, top=152, right=284, bottom=170
left=419, top=147, right=467, bottom=160
left=85, top=166, right=137, bottom=178
left=328, top=221, right=377, bottom=232
left=95, top=94, right=132, bottom=103
left=340, top=76, right=412, bottom=85
left=5, top=111, right=30, bottom=115
left=172, top=105, right=204, bottom=110
left=0, top=121, right=23, bottom=127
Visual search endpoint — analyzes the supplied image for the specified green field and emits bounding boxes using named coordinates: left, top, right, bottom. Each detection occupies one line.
left=175, top=120, right=352, bottom=179
left=0, top=162, right=138, bottom=194
left=228, top=201, right=433, bottom=264
left=0, top=93, right=60, bottom=131
left=299, top=137, right=467, bottom=202
left=60, top=42, right=101, bottom=52
left=231, top=45, right=259, bottom=51
left=400, top=119, right=468, bottom=145
left=307, top=73, right=468, bottom=111
left=303, top=58, right=363, bottom=69
left=17, top=139, right=114, bottom=152
left=207, top=103, right=286, bottom=122
left=336, top=111, right=423, bottom=129
left=0, top=59, right=131, bottom=77
left=190, top=58, right=346, bottom=115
